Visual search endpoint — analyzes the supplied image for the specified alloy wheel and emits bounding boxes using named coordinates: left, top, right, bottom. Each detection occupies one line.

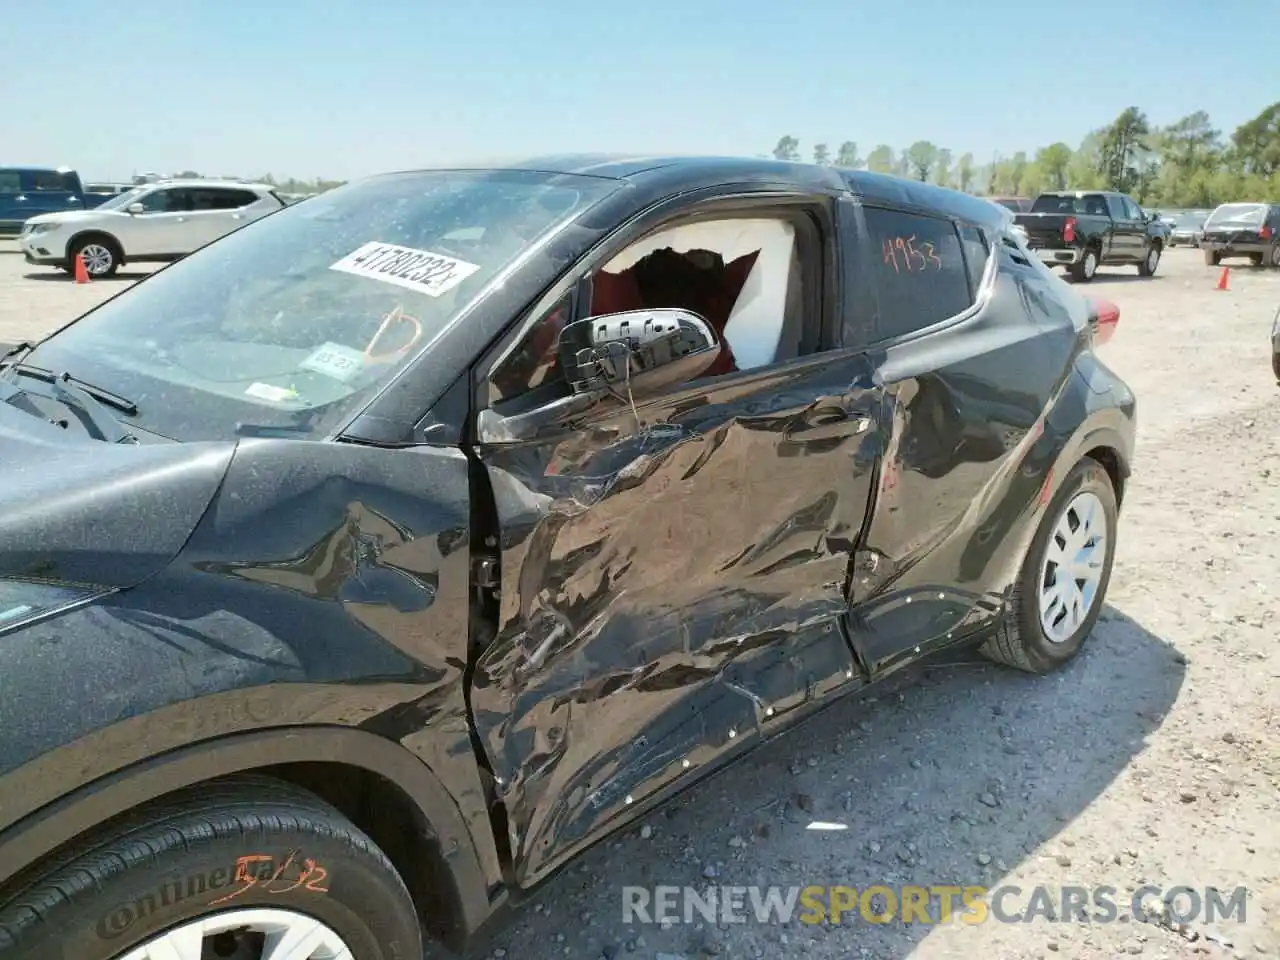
left=79, top=243, right=114, bottom=275
left=1083, top=251, right=1097, bottom=279
left=115, top=908, right=353, bottom=960
left=1146, top=246, right=1160, bottom=273
left=1038, top=491, right=1107, bottom=644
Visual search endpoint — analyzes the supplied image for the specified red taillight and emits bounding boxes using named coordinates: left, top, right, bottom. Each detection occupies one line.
left=1260, top=224, right=1273, bottom=239
left=1063, top=216, right=1077, bottom=243
left=1089, top=296, right=1120, bottom=345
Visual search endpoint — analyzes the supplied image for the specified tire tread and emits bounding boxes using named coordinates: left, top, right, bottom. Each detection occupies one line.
left=0, top=775, right=407, bottom=951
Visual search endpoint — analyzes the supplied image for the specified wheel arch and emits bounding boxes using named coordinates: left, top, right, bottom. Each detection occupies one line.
left=0, top=727, right=495, bottom=951
left=64, top=229, right=124, bottom=263
left=1048, top=419, right=1132, bottom=509
left=1082, top=442, right=1128, bottom=507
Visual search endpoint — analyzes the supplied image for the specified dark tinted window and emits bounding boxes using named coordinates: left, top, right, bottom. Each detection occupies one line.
left=863, top=206, right=972, bottom=340
left=0, top=171, right=20, bottom=193
left=957, top=223, right=989, bottom=295
left=136, top=188, right=183, bottom=213
left=28, top=170, right=77, bottom=192
left=219, top=189, right=259, bottom=208
left=189, top=188, right=259, bottom=210
left=1031, top=194, right=1106, bottom=215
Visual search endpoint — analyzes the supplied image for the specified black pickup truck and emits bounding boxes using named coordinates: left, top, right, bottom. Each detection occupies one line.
left=1013, top=190, right=1166, bottom=282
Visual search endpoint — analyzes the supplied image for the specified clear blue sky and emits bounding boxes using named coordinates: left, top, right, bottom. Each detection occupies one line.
left=4, top=0, right=1277, bottom=182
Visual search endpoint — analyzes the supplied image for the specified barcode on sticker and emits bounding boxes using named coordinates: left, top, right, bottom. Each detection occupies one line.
left=330, top=241, right=480, bottom=298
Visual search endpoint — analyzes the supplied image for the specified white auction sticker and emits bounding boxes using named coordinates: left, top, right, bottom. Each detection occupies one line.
left=329, top=241, right=480, bottom=298
left=244, top=382, right=297, bottom=403
left=299, top=341, right=366, bottom=382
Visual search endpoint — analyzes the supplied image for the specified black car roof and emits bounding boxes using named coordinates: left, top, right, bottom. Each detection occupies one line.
left=375, top=154, right=1010, bottom=230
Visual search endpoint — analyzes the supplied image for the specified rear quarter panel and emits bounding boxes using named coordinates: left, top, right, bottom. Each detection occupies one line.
left=850, top=235, right=1134, bottom=674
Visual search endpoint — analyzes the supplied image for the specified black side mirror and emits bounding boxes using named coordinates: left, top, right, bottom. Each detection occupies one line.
left=557, top=308, right=722, bottom=398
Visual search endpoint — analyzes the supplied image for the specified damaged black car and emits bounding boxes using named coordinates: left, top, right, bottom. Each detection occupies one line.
left=0, top=155, right=1135, bottom=960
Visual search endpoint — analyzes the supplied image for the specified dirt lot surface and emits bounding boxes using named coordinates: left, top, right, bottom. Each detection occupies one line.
left=1, top=243, right=1277, bottom=959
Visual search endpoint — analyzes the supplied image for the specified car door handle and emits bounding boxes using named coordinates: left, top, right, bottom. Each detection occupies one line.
left=175, top=216, right=187, bottom=222
left=811, top=405, right=849, bottom=426
left=793, top=406, right=873, bottom=441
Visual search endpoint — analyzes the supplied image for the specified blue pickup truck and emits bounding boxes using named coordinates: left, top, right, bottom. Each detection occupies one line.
left=0, top=166, right=113, bottom=237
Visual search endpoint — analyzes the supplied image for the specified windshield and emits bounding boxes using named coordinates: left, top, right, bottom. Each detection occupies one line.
left=1174, top=213, right=1207, bottom=228
left=1205, top=203, right=1265, bottom=226
left=94, top=187, right=149, bottom=211
left=24, top=169, right=619, bottom=442
left=1030, top=194, right=1106, bottom=215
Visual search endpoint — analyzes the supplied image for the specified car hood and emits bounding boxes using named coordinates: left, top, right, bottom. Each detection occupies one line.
left=0, top=404, right=237, bottom=588
left=23, top=210, right=115, bottom=227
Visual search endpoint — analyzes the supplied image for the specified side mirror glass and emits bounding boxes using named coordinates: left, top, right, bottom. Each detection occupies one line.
left=127, top=202, right=145, bottom=215
left=557, top=308, right=722, bottom=399
left=475, top=307, right=723, bottom=445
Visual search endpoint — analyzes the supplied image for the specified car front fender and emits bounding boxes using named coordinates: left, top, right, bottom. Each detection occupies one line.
left=0, top=724, right=494, bottom=937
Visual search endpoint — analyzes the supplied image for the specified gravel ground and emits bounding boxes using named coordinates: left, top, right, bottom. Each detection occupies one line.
left=1, top=244, right=1277, bottom=959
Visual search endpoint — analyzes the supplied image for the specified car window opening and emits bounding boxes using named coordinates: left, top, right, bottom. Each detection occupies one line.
left=489, top=218, right=803, bottom=405
left=593, top=218, right=801, bottom=377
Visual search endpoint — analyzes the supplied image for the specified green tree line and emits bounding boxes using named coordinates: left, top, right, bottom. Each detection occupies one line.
left=771, top=102, right=1280, bottom=208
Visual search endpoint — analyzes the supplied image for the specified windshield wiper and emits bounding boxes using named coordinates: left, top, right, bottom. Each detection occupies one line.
left=44, top=373, right=138, bottom=444
left=0, top=342, right=33, bottom=370
left=8, top=363, right=138, bottom=415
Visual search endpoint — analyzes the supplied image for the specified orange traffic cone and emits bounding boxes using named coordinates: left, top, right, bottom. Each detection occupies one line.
left=1215, top=266, right=1229, bottom=291
left=73, top=254, right=90, bottom=284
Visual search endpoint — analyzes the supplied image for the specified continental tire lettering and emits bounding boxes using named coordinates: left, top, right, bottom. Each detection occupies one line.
left=95, top=867, right=232, bottom=940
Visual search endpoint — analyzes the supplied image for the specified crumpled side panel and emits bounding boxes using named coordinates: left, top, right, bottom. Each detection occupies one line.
left=473, top=352, right=881, bottom=884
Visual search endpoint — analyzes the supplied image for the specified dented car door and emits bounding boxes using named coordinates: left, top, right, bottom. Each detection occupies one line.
left=468, top=193, right=883, bottom=885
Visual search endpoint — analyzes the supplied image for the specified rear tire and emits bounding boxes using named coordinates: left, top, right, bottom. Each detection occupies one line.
left=1270, top=243, right=1280, bottom=269
left=1204, top=250, right=1221, bottom=267
left=1249, top=253, right=1264, bottom=267
left=1068, top=247, right=1099, bottom=283
left=980, top=458, right=1118, bottom=674
left=0, top=775, right=422, bottom=960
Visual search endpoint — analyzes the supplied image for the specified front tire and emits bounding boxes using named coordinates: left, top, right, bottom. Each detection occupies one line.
left=1137, top=242, right=1161, bottom=277
left=980, top=457, right=1118, bottom=674
left=1204, top=249, right=1221, bottom=267
left=0, top=776, right=422, bottom=960
left=68, top=236, right=121, bottom=278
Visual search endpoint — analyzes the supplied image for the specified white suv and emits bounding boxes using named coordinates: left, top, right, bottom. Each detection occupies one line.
left=18, top=179, right=284, bottom=277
